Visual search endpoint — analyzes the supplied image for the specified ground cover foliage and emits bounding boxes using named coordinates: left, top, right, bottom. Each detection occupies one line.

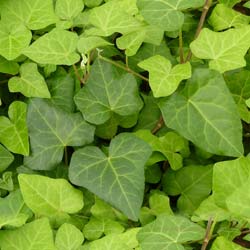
left=1, top=0, right=250, bottom=249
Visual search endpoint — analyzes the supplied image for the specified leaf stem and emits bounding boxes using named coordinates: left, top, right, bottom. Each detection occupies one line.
left=73, top=64, right=85, bottom=85
left=185, top=0, right=212, bottom=62
left=151, top=116, right=164, bottom=134
left=201, top=217, right=214, bottom=250
left=179, top=29, right=184, bottom=64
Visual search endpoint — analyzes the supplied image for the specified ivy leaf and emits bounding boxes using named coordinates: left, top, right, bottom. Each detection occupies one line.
left=137, top=214, right=205, bottom=250
left=190, top=26, right=250, bottom=73
left=0, top=56, right=19, bottom=75
left=0, top=145, right=14, bottom=172
left=159, top=68, right=243, bottom=157
left=0, top=101, right=29, bottom=156
left=8, top=63, right=51, bottom=98
left=219, top=0, right=241, bottom=7
left=0, top=0, right=57, bottom=30
left=69, top=133, right=152, bottom=221
left=24, top=98, right=95, bottom=170
left=138, top=55, right=191, bottom=97
left=74, top=59, right=143, bottom=125
left=0, top=23, right=31, bottom=60
left=0, top=218, right=56, bottom=250
left=137, top=0, right=204, bottom=31
left=23, top=29, right=80, bottom=65
left=55, top=223, right=84, bottom=250
left=211, top=236, right=244, bottom=250
left=162, top=165, right=213, bottom=214
left=0, top=172, right=14, bottom=191
left=18, top=174, right=84, bottom=217
left=209, top=4, right=250, bottom=31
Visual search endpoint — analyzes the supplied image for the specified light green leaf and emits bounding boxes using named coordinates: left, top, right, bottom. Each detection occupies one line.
left=138, top=55, right=191, bottom=97
left=219, top=0, right=241, bottom=7
left=163, top=165, right=213, bottom=214
left=24, top=98, right=95, bottom=170
left=74, top=59, right=143, bottom=125
left=190, top=26, right=250, bottom=73
left=8, top=63, right=51, bottom=98
left=137, top=0, right=204, bottom=31
left=0, top=218, right=56, bottom=250
left=159, top=68, right=243, bottom=157
left=0, top=56, right=19, bottom=75
left=84, top=0, right=103, bottom=8
left=137, top=214, right=205, bottom=250
left=23, top=29, right=80, bottom=65
left=209, top=4, right=249, bottom=31
left=211, top=236, right=244, bottom=250
left=18, top=174, right=84, bottom=217
left=0, top=145, right=14, bottom=172
left=69, top=133, right=152, bottom=221
left=0, top=190, right=30, bottom=229
left=0, top=23, right=31, bottom=60
left=0, top=0, right=57, bottom=30
left=55, top=0, right=84, bottom=21
left=55, top=223, right=84, bottom=250
left=0, top=101, right=29, bottom=155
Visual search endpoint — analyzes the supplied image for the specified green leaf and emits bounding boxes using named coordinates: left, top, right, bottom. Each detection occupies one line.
left=0, top=145, right=14, bottom=172
left=211, top=236, right=244, bottom=250
left=0, top=172, right=14, bottom=191
left=0, top=190, right=30, bottom=229
left=137, top=214, right=205, bottom=250
left=24, top=98, right=95, bottom=170
left=137, top=0, right=204, bottom=31
left=0, top=218, right=56, bottom=250
left=23, top=29, right=80, bottom=65
left=0, top=56, right=19, bottom=75
left=0, top=101, right=29, bottom=155
left=74, top=59, right=143, bottom=125
left=55, top=0, right=84, bottom=21
left=8, top=63, right=51, bottom=98
left=159, top=68, right=243, bottom=157
left=190, top=26, right=250, bottom=73
left=18, top=174, right=84, bottom=217
left=84, top=0, right=103, bottom=8
left=0, top=23, right=31, bottom=60
left=69, top=133, right=152, bottom=221
left=0, top=0, right=57, bottom=30
left=138, top=55, right=191, bottom=97
left=219, top=0, right=241, bottom=7
left=209, top=4, right=250, bottom=31
left=55, top=223, right=84, bottom=250
left=162, top=165, right=213, bottom=214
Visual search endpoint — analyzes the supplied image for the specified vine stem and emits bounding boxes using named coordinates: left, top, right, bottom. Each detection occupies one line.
left=179, top=29, right=184, bottom=64
left=73, top=64, right=85, bottom=85
left=201, top=217, right=214, bottom=250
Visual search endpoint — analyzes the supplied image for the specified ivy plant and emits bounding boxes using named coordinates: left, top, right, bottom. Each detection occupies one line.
left=0, top=0, right=250, bottom=249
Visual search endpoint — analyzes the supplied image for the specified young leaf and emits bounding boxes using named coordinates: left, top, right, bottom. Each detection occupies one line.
left=0, top=144, right=14, bottom=172
left=138, top=55, right=191, bottom=97
left=18, top=174, right=84, bottom=216
left=74, top=59, right=143, bottom=125
left=69, top=133, right=152, bottom=221
left=23, top=29, right=80, bottom=65
left=211, top=236, right=244, bottom=250
left=159, top=68, right=243, bottom=157
left=137, top=214, right=205, bottom=250
left=0, top=101, right=29, bottom=155
left=8, top=63, right=51, bottom=98
left=0, top=218, right=56, bottom=250
left=0, top=56, right=19, bottom=75
left=24, top=98, right=95, bottom=170
left=219, top=0, right=241, bottom=7
left=190, top=26, right=250, bottom=73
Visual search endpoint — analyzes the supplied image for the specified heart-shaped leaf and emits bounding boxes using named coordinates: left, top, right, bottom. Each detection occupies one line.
left=0, top=145, right=14, bottom=172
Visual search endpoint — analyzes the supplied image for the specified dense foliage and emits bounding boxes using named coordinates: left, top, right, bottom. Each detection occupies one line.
left=0, top=0, right=250, bottom=249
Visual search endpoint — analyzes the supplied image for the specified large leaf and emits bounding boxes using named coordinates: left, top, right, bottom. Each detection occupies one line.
left=0, top=23, right=31, bottom=60
left=0, top=101, right=29, bottom=155
left=23, top=29, right=80, bottom=65
left=18, top=174, right=84, bottom=217
left=0, top=144, right=14, bottom=172
left=74, top=59, right=143, bottom=125
left=137, top=0, right=204, bottom=31
left=69, top=133, right=152, bottom=221
left=24, top=98, right=95, bottom=170
left=190, top=26, right=250, bottom=73
left=137, top=214, right=205, bottom=250
left=0, top=0, right=57, bottom=30
left=0, top=218, right=56, bottom=250
left=138, top=55, right=191, bottom=97
left=219, top=0, right=241, bottom=7
left=159, top=68, right=243, bottom=157
left=8, top=63, right=51, bottom=98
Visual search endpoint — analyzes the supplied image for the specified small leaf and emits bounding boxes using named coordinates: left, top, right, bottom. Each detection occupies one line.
left=0, top=172, right=14, bottom=191
left=211, top=236, right=244, bottom=250
left=190, top=26, right=250, bottom=73
left=23, top=29, right=80, bottom=65
left=69, top=133, right=152, bottom=221
left=0, top=101, right=29, bottom=155
left=138, top=55, right=191, bottom=97
left=8, top=63, right=51, bottom=98
left=219, top=0, right=241, bottom=7
left=18, top=174, right=84, bottom=217
left=0, top=56, right=19, bottom=75
left=0, top=144, right=14, bottom=172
